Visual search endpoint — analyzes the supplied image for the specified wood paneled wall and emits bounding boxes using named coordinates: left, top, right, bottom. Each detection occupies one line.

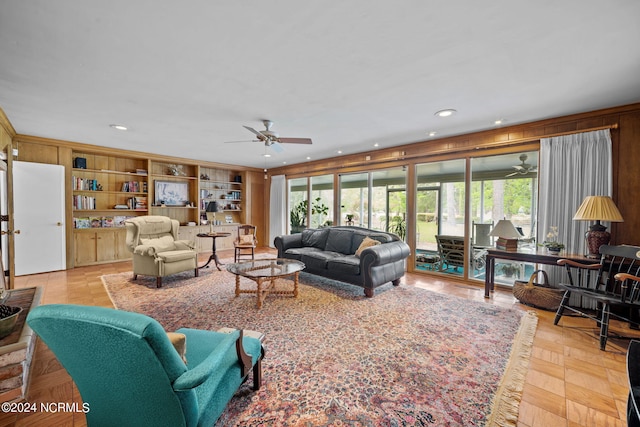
left=268, top=102, right=640, bottom=247
left=6, top=133, right=263, bottom=270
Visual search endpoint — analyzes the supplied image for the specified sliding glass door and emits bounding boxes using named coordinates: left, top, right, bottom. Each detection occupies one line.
left=469, top=152, right=538, bottom=282
left=415, top=159, right=466, bottom=276
left=339, top=168, right=407, bottom=238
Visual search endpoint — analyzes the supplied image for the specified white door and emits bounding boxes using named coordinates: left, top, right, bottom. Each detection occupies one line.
left=13, top=161, right=66, bottom=276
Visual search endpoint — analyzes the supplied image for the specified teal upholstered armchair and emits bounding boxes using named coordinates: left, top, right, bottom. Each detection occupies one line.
left=27, top=304, right=264, bottom=427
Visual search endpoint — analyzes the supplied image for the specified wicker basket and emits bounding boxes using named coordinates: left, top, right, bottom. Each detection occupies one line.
left=513, top=269, right=564, bottom=311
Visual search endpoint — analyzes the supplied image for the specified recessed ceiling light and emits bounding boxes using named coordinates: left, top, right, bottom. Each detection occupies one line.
left=493, top=119, right=505, bottom=125
left=337, top=150, right=343, bottom=154
left=306, top=156, right=311, bottom=160
left=109, top=124, right=128, bottom=131
left=428, top=131, right=437, bottom=137
left=434, top=109, right=456, bottom=118
left=374, top=143, right=379, bottom=147
left=263, top=153, right=271, bottom=158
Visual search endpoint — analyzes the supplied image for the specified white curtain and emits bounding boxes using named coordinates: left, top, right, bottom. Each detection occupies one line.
left=269, top=175, right=287, bottom=248
left=538, top=129, right=612, bottom=301
left=538, top=129, right=612, bottom=253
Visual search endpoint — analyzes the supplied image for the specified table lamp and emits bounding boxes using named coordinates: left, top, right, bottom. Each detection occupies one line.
left=488, top=219, right=521, bottom=251
left=573, top=195, right=624, bottom=258
left=206, top=201, right=219, bottom=233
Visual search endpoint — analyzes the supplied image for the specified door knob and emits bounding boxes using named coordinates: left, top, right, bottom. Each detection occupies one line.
left=57, top=222, right=63, bottom=226
left=14, top=230, right=20, bottom=234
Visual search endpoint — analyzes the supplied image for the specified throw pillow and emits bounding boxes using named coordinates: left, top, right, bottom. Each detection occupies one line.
left=166, top=332, right=187, bottom=363
left=240, top=234, right=254, bottom=244
left=355, top=236, right=381, bottom=257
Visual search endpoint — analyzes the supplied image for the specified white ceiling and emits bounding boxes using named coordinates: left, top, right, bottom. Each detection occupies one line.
left=1, top=1, right=639, bottom=169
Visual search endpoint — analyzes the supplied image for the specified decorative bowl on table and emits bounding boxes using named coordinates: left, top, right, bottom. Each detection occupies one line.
left=0, top=305, right=23, bottom=339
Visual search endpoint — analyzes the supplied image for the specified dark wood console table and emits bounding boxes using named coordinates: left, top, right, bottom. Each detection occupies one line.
left=484, top=248, right=593, bottom=298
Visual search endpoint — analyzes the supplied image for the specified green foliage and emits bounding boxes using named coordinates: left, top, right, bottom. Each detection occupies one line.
left=382, top=213, right=406, bottom=241
left=290, top=197, right=329, bottom=228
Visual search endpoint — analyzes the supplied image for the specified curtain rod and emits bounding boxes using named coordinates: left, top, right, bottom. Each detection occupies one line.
left=476, top=123, right=618, bottom=150
left=277, top=123, right=619, bottom=177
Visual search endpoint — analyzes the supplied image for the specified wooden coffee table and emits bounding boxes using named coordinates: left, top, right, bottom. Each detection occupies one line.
left=226, top=259, right=305, bottom=308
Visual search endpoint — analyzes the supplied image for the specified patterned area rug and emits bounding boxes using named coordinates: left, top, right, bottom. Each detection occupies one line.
left=102, top=266, right=537, bottom=427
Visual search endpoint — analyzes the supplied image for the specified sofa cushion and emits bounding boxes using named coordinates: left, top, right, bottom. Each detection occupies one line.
left=327, top=256, right=361, bottom=275
left=285, top=247, right=322, bottom=261
left=350, top=232, right=393, bottom=254
left=324, top=229, right=354, bottom=254
left=301, top=228, right=330, bottom=249
left=156, top=250, right=196, bottom=263
left=355, top=236, right=381, bottom=257
left=302, top=251, right=343, bottom=270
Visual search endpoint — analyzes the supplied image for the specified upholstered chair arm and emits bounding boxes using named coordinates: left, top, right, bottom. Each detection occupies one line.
left=172, top=332, right=239, bottom=391
left=274, top=234, right=303, bottom=256
left=174, top=240, right=195, bottom=250
left=133, top=244, right=161, bottom=257
left=360, top=241, right=411, bottom=267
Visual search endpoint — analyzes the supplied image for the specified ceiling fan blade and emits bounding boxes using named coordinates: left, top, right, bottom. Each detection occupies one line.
left=243, top=125, right=267, bottom=140
left=223, top=139, right=259, bottom=144
left=270, top=141, right=285, bottom=153
left=278, top=137, right=312, bottom=144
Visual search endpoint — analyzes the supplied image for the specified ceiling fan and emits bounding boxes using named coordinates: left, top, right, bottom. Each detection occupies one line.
left=225, top=120, right=312, bottom=152
left=506, top=154, right=538, bottom=177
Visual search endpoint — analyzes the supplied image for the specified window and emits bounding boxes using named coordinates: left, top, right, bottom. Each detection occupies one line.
left=339, top=168, right=406, bottom=238
left=288, top=177, right=307, bottom=233
left=310, top=175, right=333, bottom=228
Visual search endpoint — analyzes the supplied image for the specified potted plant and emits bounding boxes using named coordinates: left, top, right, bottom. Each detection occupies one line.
left=539, top=226, right=565, bottom=254
left=345, top=214, right=354, bottom=225
left=498, top=263, right=520, bottom=278
left=290, top=198, right=329, bottom=233
left=387, top=214, right=407, bottom=241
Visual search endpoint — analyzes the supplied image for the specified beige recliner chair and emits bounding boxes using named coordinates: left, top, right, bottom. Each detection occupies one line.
left=125, top=216, right=198, bottom=288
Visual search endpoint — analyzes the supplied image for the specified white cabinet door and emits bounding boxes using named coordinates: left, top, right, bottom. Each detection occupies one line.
left=13, top=161, right=66, bottom=275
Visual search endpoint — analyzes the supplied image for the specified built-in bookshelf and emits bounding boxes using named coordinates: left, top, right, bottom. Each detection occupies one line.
left=148, top=161, right=199, bottom=226
left=70, top=151, right=150, bottom=266
left=71, top=152, right=150, bottom=230
left=69, top=153, right=247, bottom=266
left=199, top=166, right=243, bottom=225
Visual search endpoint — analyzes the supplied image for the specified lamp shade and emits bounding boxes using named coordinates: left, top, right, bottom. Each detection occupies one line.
left=573, top=196, right=623, bottom=258
left=488, top=219, right=522, bottom=239
left=206, top=201, right=219, bottom=212
left=573, top=196, right=624, bottom=222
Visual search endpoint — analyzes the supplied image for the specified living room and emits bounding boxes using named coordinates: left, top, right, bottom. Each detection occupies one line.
left=1, top=2, right=640, bottom=426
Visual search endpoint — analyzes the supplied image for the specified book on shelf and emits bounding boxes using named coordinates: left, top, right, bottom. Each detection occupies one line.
left=89, top=217, right=102, bottom=228
left=121, top=181, right=143, bottom=192
left=72, top=176, right=100, bottom=191
left=74, top=217, right=91, bottom=229
left=114, top=216, right=132, bottom=227
left=495, top=238, right=518, bottom=251
left=73, top=195, right=96, bottom=210
left=102, top=217, right=114, bottom=227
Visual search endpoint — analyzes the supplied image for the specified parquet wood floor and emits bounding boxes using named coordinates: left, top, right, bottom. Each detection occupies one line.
left=1, top=248, right=635, bottom=426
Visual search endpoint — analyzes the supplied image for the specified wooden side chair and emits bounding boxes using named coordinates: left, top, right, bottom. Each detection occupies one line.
left=234, top=224, right=257, bottom=262
left=554, top=245, right=640, bottom=350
